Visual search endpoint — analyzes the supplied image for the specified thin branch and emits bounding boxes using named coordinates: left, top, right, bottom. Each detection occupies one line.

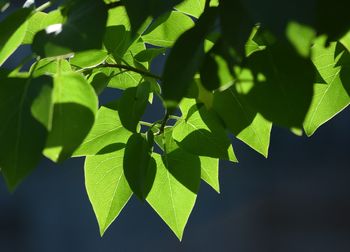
left=140, top=121, right=153, bottom=127
left=96, top=63, right=162, bottom=81
left=35, top=1, right=52, bottom=12
left=157, top=112, right=170, bottom=135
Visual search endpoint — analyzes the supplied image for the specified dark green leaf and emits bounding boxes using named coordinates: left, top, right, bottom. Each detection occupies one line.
left=213, top=86, right=272, bottom=157
left=32, top=0, right=108, bottom=57
left=123, top=133, right=155, bottom=200
left=162, top=7, right=218, bottom=109
left=0, top=76, right=53, bottom=190
left=119, top=82, right=150, bottom=132
left=0, top=8, right=32, bottom=66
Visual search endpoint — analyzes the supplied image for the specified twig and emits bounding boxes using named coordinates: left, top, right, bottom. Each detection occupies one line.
left=35, top=1, right=52, bottom=12
left=157, top=112, right=170, bottom=135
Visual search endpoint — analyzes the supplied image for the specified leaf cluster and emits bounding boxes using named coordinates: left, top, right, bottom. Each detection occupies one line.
left=0, top=0, right=350, bottom=239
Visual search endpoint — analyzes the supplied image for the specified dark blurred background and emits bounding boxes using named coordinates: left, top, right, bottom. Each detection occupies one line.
left=1, top=1, right=350, bottom=252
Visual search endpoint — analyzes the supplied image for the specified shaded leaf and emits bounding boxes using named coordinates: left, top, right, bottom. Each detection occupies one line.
left=0, top=8, right=31, bottom=66
left=162, top=7, right=218, bottom=109
left=173, top=98, right=237, bottom=161
left=213, top=86, right=272, bottom=157
left=44, top=71, right=98, bottom=162
left=32, top=0, right=107, bottom=57
left=123, top=133, right=155, bottom=200
left=0, top=76, right=53, bottom=190
left=119, top=82, right=150, bottom=132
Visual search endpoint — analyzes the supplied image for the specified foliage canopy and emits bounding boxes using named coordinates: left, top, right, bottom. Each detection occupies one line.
left=1, top=0, right=350, bottom=240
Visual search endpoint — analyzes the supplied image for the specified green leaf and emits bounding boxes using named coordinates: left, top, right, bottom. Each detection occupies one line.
left=304, top=38, right=350, bottom=136
left=0, top=8, right=31, bottom=66
left=162, top=7, right=218, bottom=109
left=119, top=82, right=150, bottom=132
left=175, top=0, right=205, bottom=18
left=85, top=146, right=132, bottom=235
left=0, top=76, right=53, bottom=190
left=200, top=39, right=236, bottom=91
left=147, top=130, right=200, bottom=240
left=219, top=0, right=252, bottom=55
left=286, top=22, right=315, bottom=58
left=173, top=98, right=237, bottom=161
left=70, top=50, right=108, bottom=69
left=142, top=11, right=194, bottom=47
left=200, top=156, right=220, bottom=193
left=74, top=102, right=132, bottom=157
left=244, top=42, right=315, bottom=129
left=32, top=0, right=108, bottom=57
left=123, top=133, right=155, bottom=200
left=32, top=58, right=71, bottom=77
left=123, top=0, right=184, bottom=33
left=245, top=25, right=266, bottom=57
left=44, top=71, right=98, bottom=162
left=134, top=48, right=166, bottom=63
left=340, top=31, right=350, bottom=52
left=22, top=10, right=64, bottom=45
left=102, top=40, right=148, bottom=90
left=107, top=5, right=131, bottom=29
left=213, top=86, right=272, bottom=157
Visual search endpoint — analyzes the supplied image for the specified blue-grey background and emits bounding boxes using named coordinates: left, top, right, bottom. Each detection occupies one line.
left=1, top=1, right=350, bottom=251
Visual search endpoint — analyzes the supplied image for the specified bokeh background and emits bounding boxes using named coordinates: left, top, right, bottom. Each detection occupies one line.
left=1, top=1, right=350, bottom=251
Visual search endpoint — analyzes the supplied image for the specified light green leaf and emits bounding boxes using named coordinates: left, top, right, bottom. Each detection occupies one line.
left=0, top=76, right=53, bottom=190
left=0, top=8, right=31, bottom=66
left=74, top=103, right=132, bottom=157
left=245, top=25, right=266, bottom=57
left=107, top=6, right=131, bottom=29
left=286, top=22, right=315, bottom=57
left=200, top=156, right=219, bottom=193
left=70, top=50, right=108, bottom=69
left=44, top=71, right=98, bottom=162
left=304, top=37, right=350, bottom=136
left=142, top=11, right=194, bottom=47
left=32, top=58, right=71, bottom=77
left=340, top=31, right=350, bottom=52
left=134, top=48, right=166, bottom=63
left=22, top=10, right=64, bottom=44
left=213, top=86, right=272, bottom=157
left=147, top=135, right=200, bottom=240
left=173, top=98, right=237, bottom=161
left=175, top=0, right=205, bottom=18
left=103, top=41, right=148, bottom=90
left=85, top=147, right=132, bottom=235
left=123, top=0, right=183, bottom=33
